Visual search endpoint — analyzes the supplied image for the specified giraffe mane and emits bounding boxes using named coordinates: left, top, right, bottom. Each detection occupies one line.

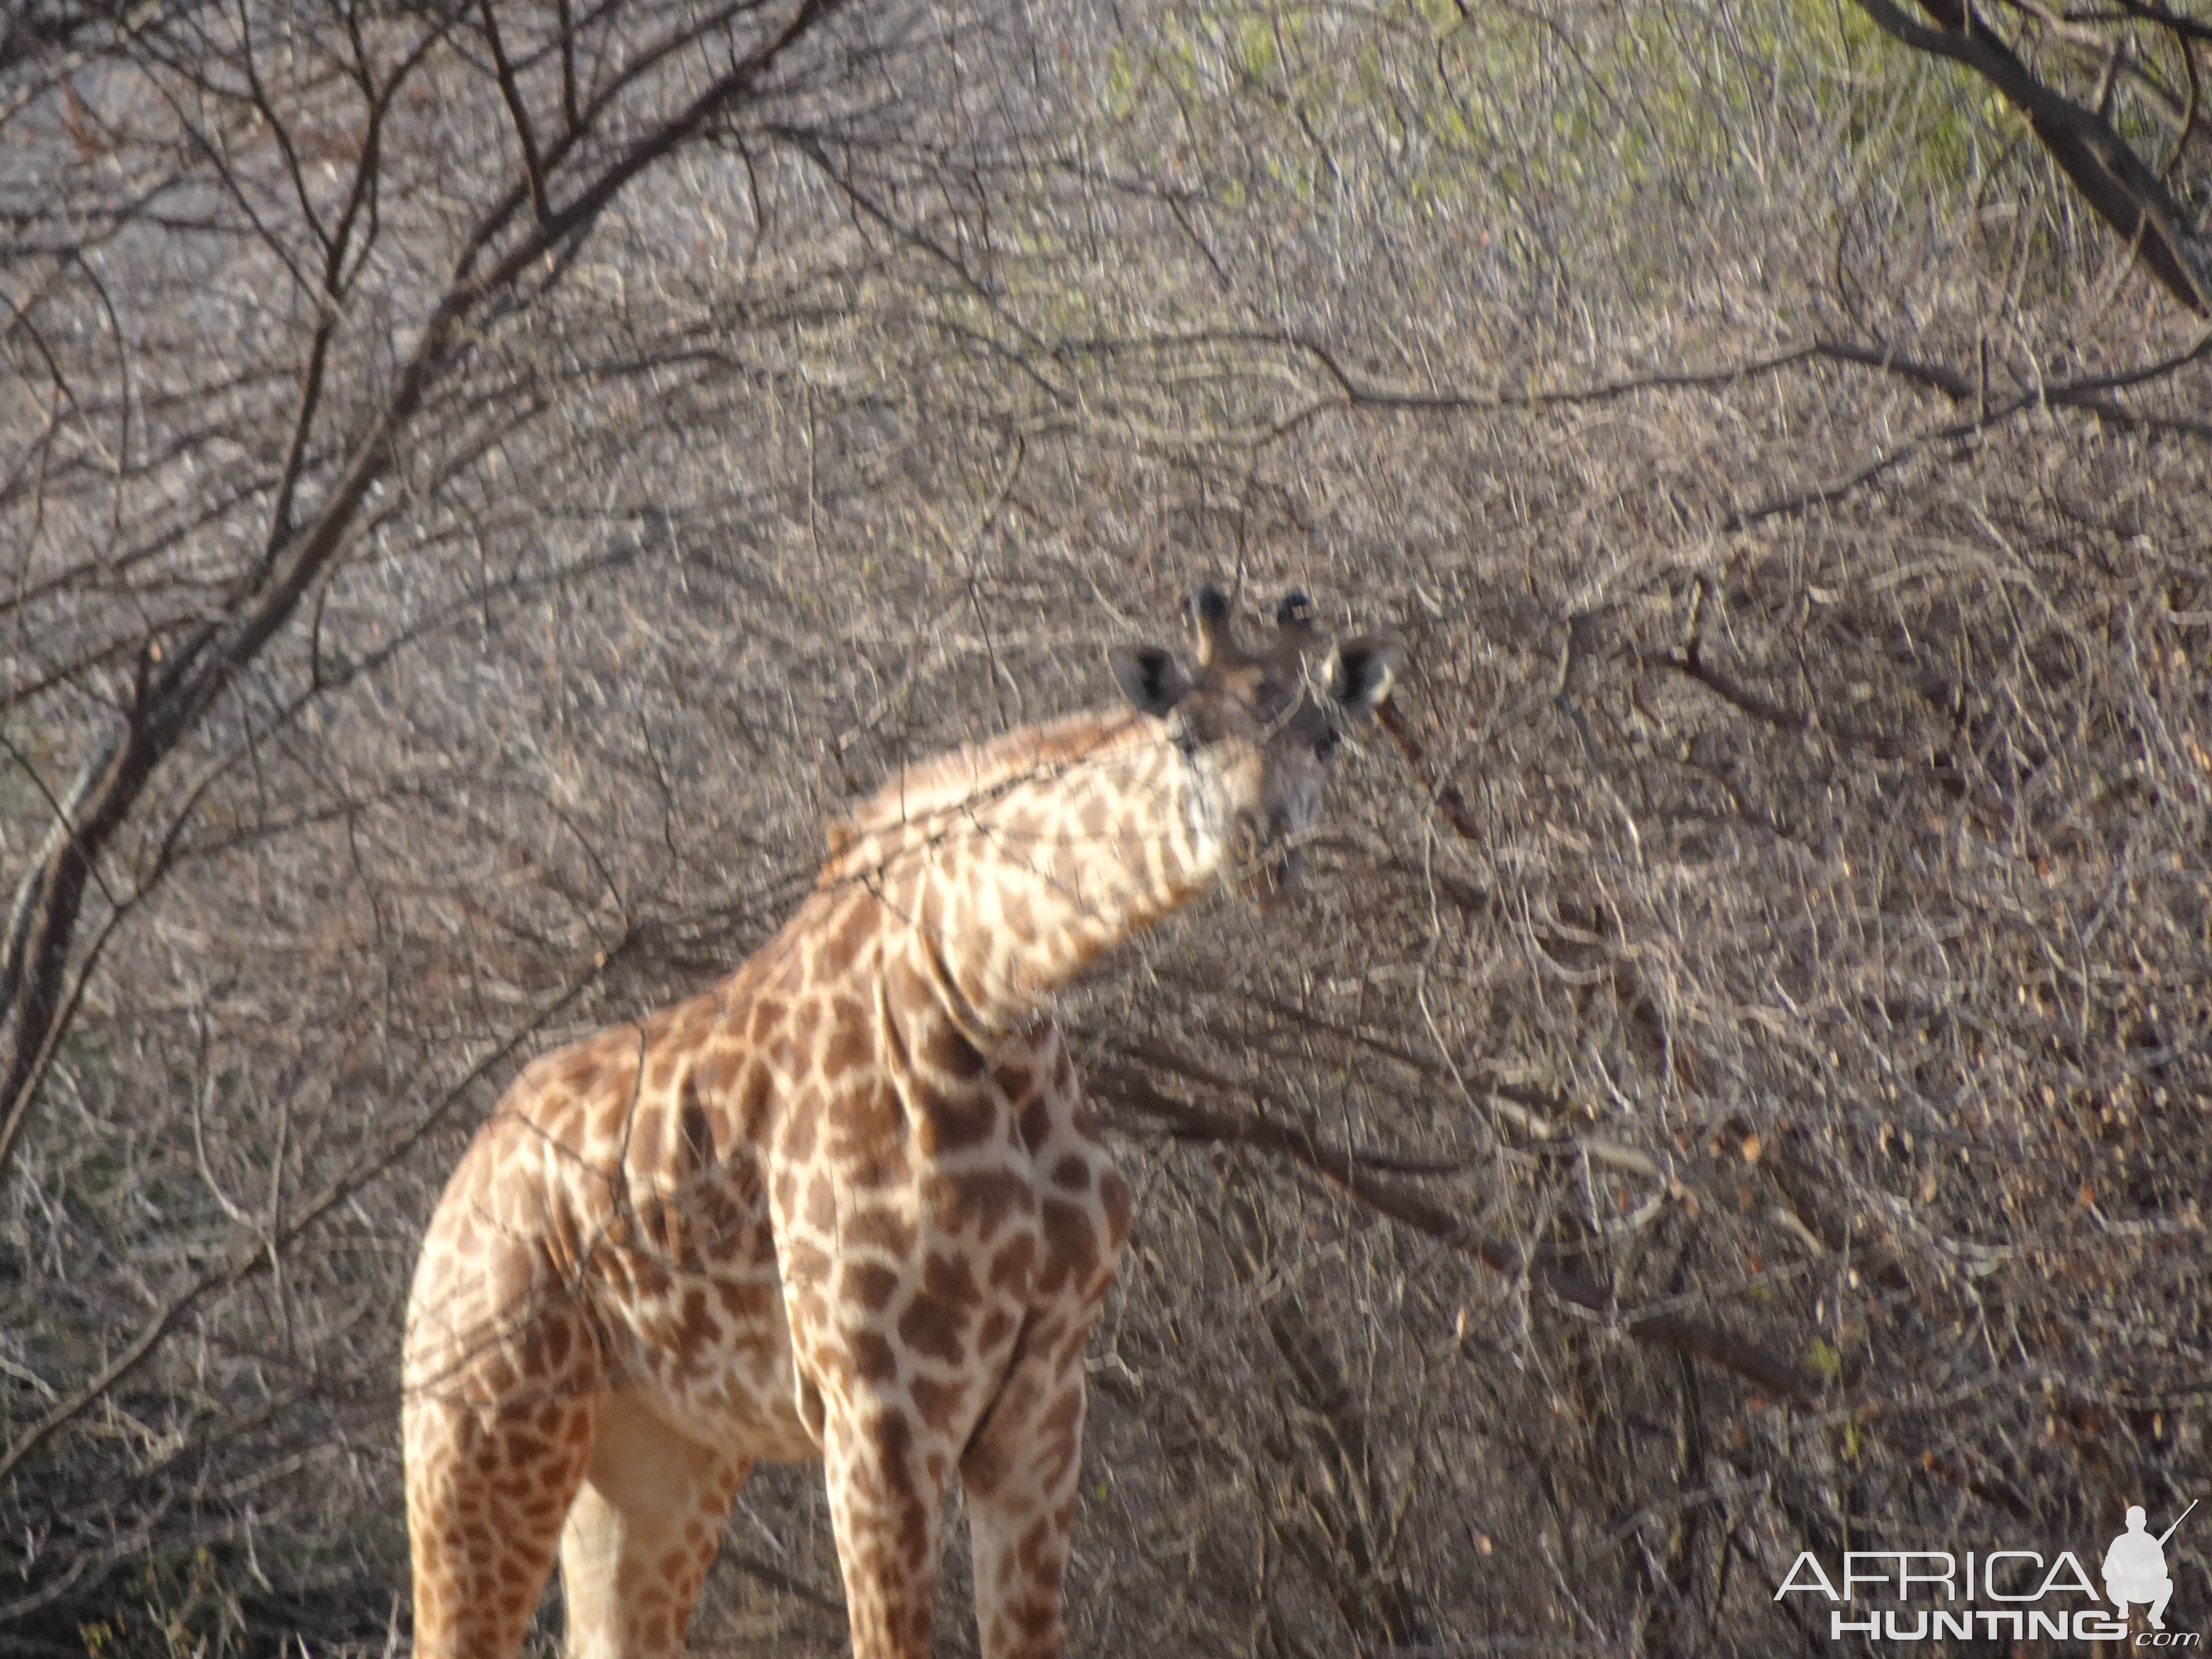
left=822, top=709, right=1151, bottom=872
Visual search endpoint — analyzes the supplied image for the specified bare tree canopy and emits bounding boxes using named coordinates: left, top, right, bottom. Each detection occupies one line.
left=1854, top=0, right=2212, bottom=314
left=4, top=0, right=2208, bottom=1653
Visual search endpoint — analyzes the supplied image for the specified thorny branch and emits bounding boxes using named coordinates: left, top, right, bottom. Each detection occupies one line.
left=0, top=0, right=854, bottom=1188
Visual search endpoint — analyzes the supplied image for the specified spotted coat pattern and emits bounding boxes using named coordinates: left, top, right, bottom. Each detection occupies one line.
left=403, top=592, right=1400, bottom=1659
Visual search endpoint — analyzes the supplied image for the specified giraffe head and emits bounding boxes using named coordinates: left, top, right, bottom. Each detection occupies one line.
left=1109, top=582, right=1402, bottom=900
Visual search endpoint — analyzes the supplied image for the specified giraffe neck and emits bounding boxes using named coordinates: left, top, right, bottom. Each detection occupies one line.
left=821, top=711, right=1219, bottom=1031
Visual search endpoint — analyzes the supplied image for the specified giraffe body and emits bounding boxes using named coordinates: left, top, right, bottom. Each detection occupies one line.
left=403, top=589, right=1400, bottom=1658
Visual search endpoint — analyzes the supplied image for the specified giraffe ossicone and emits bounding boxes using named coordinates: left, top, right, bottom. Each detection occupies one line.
left=402, top=584, right=1403, bottom=1658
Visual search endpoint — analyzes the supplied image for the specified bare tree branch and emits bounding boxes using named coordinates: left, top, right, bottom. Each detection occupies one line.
left=1855, top=0, right=2212, bottom=312
left=0, top=0, right=853, bottom=1188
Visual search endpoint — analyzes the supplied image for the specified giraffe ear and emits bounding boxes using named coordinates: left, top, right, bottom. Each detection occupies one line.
left=1109, top=645, right=1194, bottom=717
left=1327, top=636, right=1402, bottom=720
left=1190, top=583, right=1233, bottom=663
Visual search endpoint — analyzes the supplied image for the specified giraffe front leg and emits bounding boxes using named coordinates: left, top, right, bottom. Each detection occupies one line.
left=960, top=1310, right=1093, bottom=1659
left=816, top=1383, right=957, bottom=1659
left=404, top=1376, right=600, bottom=1659
left=405, top=1232, right=606, bottom=1659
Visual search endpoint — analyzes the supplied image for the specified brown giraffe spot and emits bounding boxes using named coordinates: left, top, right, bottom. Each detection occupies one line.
left=847, top=1146, right=911, bottom=1194
left=1017, top=1092, right=1053, bottom=1151
left=691, top=1045, right=738, bottom=1096
left=845, top=1204, right=916, bottom=1257
left=830, top=1079, right=903, bottom=1152
left=844, top=1260, right=900, bottom=1310
left=994, top=1062, right=1035, bottom=1102
left=884, top=955, right=933, bottom=1023
left=538, top=1319, right=571, bottom=1371
left=1040, top=1387, right=1082, bottom=1438
left=977, top=1308, right=1015, bottom=1354
left=678, top=1288, right=716, bottom=1348
left=781, top=1100, right=817, bottom=1165
left=922, top=1249, right=983, bottom=1311
left=804, top=1174, right=836, bottom=1233
left=936, top=1167, right=1033, bottom=1234
left=911, top=1372, right=966, bottom=1433
left=819, top=894, right=878, bottom=972
left=896, top=1298, right=965, bottom=1366
left=746, top=996, right=787, bottom=1039
left=999, top=888, right=1036, bottom=940
left=537, top=1097, right=581, bottom=1147
left=1050, top=1154, right=1090, bottom=1191
left=962, top=1428, right=1012, bottom=1495
left=718, top=1280, right=772, bottom=1321
left=732, top=1061, right=773, bottom=1137
left=822, top=1023, right=871, bottom=1079
left=689, top=1170, right=751, bottom=1243
left=850, top=1329, right=899, bottom=1382
left=1005, top=1597, right=1056, bottom=1638
left=677, top=1081, right=714, bottom=1168
left=921, top=1089, right=998, bottom=1152
left=1038, top=1198, right=1098, bottom=1293
left=649, top=1195, right=689, bottom=1261
left=987, top=1233, right=1037, bottom=1292
left=896, top=1495, right=931, bottom=1563
left=1017, top=1515, right=1057, bottom=1575
left=874, top=1409, right=916, bottom=1472
left=786, top=1276, right=829, bottom=1328
left=828, top=993, right=869, bottom=1036
left=921, top=1020, right=987, bottom=1081
left=628, top=1103, right=665, bottom=1161
left=788, top=998, right=821, bottom=1052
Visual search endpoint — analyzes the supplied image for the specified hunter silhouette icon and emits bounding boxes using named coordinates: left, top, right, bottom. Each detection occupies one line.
left=2105, top=1501, right=2196, bottom=1630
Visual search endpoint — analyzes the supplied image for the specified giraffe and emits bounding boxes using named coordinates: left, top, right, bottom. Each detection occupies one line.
left=401, top=583, right=1403, bottom=1659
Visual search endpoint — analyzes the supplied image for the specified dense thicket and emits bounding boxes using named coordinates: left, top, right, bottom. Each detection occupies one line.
left=4, top=1, right=2208, bottom=1654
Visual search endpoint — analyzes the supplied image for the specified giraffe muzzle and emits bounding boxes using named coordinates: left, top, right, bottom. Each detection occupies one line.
left=1232, top=812, right=1308, bottom=907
